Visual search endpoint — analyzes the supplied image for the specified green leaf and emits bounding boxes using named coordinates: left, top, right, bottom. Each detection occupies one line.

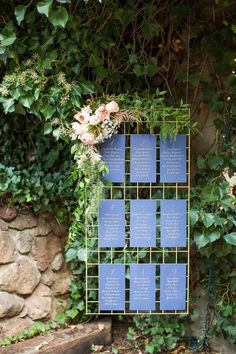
left=208, top=154, right=224, bottom=169
left=208, top=231, right=221, bottom=243
left=202, top=213, right=215, bottom=228
left=194, top=233, right=210, bottom=249
left=77, top=248, right=87, bottom=262
left=37, top=0, right=53, bottom=17
left=49, top=7, right=69, bottom=28
left=0, top=26, right=16, bottom=46
left=65, top=248, right=77, bottom=262
left=142, top=22, right=159, bottom=41
left=220, top=196, right=234, bottom=210
left=44, top=122, right=53, bottom=135
left=190, top=210, right=198, bottom=225
left=1, top=98, right=15, bottom=113
left=40, top=104, right=56, bottom=119
left=19, top=94, right=34, bottom=108
left=194, top=231, right=220, bottom=249
left=224, top=232, right=236, bottom=246
left=15, top=5, right=27, bottom=25
left=197, top=156, right=205, bottom=170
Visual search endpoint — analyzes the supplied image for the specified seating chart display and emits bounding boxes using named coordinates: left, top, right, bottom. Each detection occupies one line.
left=86, top=119, right=190, bottom=315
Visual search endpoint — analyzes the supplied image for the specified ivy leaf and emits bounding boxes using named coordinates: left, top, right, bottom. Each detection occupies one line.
left=224, top=232, right=236, bottom=246
left=77, top=248, right=87, bottom=262
left=49, top=7, right=69, bottom=28
left=220, top=196, right=234, bottom=210
left=190, top=210, right=198, bottom=225
left=0, top=26, right=17, bottom=46
left=15, top=5, right=27, bottom=25
left=202, top=213, right=215, bottom=228
left=208, top=231, right=221, bottom=242
left=44, top=122, right=53, bottom=135
left=37, top=0, right=53, bottom=18
left=40, top=104, right=56, bottom=119
left=194, top=233, right=209, bottom=248
left=65, top=248, right=77, bottom=262
left=1, top=98, right=15, bottom=113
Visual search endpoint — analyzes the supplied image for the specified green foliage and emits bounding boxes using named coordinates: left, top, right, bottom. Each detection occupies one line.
left=127, top=316, right=186, bottom=353
left=0, top=321, right=57, bottom=346
left=191, top=148, right=236, bottom=344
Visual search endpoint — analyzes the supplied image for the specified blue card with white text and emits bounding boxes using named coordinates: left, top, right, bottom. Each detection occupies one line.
left=130, top=200, right=156, bottom=247
left=99, top=200, right=125, bottom=248
left=100, top=134, right=125, bottom=182
left=160, top=200, right=187, bottom=247
left=99, top=264, right=125, bottom=311
left=160, top=264, right=186, bottom=310
left=160, top=134, right=187, bottom=183
left=130, top=134, right=157, bottom=183
left=130, top=264, right=156, bottom=310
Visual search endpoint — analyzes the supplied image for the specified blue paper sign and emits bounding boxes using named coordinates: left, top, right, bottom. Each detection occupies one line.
left=129, top=264, right=156, bottom=310
left=160, top=264, right=186, bottom=310
left=99, top=264, right=125, bottom=311
left=130, top=200, right=156, bottom=247
left=160, top=134, right=187, bottom=183
left=160, top=200, right=187, bottom=247
left=100, top=134, right=125, bottom=182
left=130, top=134, right=157, bottom=183
left=99, top=200, right=125, bottom=248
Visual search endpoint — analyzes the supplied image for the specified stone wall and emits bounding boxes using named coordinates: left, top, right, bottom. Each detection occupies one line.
left=0, top=207, right=72, bottom=339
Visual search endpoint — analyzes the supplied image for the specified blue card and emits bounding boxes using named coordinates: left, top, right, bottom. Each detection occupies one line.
left=160, top=264, right=187, bottom=310
left=160, top=134, right=187, bottom=183
left=99, top=200, right=125, bottom=248
left=130, top=264, right=156, bottom=310
left=99, top=264, right=125, bottom=311
left=130, top=134, right=157, bottom=183
left=130, top=200, right=156, bottom=247
left=100, top=134, right=125, bottom=182
left=160, top=200, right=187, bottom=247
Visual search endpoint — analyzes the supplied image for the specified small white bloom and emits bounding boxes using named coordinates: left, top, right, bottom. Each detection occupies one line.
left=89, top=114, right=101, bottom=125
left=106, top=101, right=119, bottom=113
left=72, top=122, right=88, bottom=137
left=80, top=132, right=95, bottom=145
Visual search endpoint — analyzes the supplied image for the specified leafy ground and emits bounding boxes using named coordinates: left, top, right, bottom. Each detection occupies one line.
left=91, top=320, right=219, bottom=354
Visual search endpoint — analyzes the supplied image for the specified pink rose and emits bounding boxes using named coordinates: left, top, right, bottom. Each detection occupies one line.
left=80, top=132, right=95, bottom=145
left=106, top=101, right=119, bottom=113
left=74, top=112, right=90, bottom=124
left=95, top=104, right=110, bottom=121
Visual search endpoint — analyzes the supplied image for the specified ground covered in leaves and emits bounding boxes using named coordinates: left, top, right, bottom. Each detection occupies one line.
left=91, top=319, right=219, bottom=354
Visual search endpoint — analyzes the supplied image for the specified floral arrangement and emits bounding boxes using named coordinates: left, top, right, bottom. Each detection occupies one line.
left=71, top=100, right=135, bottom=166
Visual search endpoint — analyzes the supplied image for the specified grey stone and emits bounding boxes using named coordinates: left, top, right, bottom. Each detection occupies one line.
left=25, top=284, right=52, bottom=320
left=51, top=253, right=64, bottom=271
left=0, top=316, right=34, bottom=339
left=0, top=291, right=25, bottom=319
left=41, top=268, right=56, bottom=286
left=0, top=256, right=41, bottom=295
left=0, top=232, right=16, bottom=264
left=11, top=230, right=34, bottom=254
left=8, top=211, right=37, bottom=231
left=0, top=207, right=17, bottom=222
left=31, top=216, right=51, bottom=237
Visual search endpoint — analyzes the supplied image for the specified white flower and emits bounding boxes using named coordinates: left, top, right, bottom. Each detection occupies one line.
left=74, top=106, right=92, bottom=124
left=90, top=151, right=102, bottom=164
left=106, top=101, right=119, bottom=113
left=72, top=122, right=88, bottom=137
left=89, top=114, right=101, bottom=125
left=80, top=132, right=95, bottom=145
left=77, top=154, right=88, bottom=167
left=95, top=104, right=110, bottom=121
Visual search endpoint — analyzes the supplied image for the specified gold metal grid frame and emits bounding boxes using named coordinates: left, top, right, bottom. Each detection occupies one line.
left=85, top=116, right=190, bottom=315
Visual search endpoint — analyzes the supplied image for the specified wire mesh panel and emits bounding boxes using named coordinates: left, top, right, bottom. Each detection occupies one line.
left=86, top=116, right=190, bottom=315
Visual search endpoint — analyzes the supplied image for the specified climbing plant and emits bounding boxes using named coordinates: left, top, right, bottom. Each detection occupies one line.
left=0, top=0, right=236, bottom=352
